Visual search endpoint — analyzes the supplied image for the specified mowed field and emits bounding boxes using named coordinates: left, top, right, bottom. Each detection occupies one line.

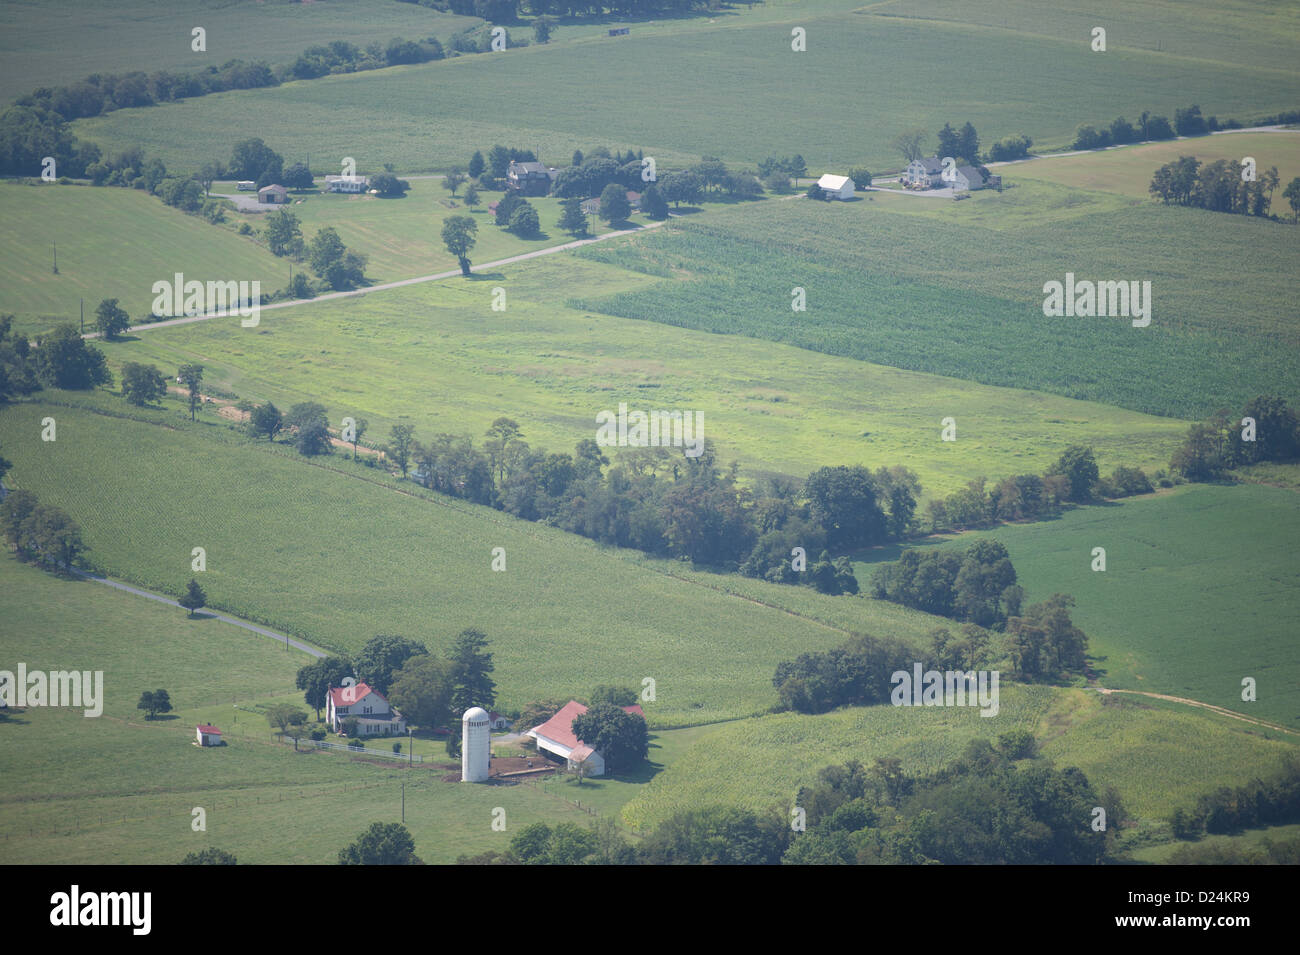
left=1010, top=130, right=1300, bottom=198
left=857, top=484, right=1300, bottom=727
left=0, top=396, right=967, bottom=727
left=73, top=6, right=1299, bottom=174
left=0, top=0, right=479, bottom=104
left=575, top=178, right=1300, bottom=420
left=0, top=182, right=286, bottom=339
left=94, top=251, right=1189, bottom=496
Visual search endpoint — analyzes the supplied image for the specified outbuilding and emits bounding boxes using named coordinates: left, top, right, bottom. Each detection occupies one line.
left=526, top=700, right=645, bottom=776
left=258, top=184, right=288, bottom=204
left=196, top=724, right=223, bottom=746
left=816, top=174, right=855, bottom=200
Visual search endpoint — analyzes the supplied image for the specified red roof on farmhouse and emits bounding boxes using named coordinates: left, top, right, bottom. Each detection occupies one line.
left=197, top=724, right=222, bottom=735
left=328, top=683, right=380, bottom=707
left=529, top=700, right=645, bottom=751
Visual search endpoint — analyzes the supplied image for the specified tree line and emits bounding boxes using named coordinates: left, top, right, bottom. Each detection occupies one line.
left=771, top=586, right=1087, bottom=715
left=1150, top=155, right=1299, bottom=221
left=0, top=487, right=85, bottom=576
left=1169, top=758, right=1300, bottom=840
left=455, top=741, right=1121, bottom=864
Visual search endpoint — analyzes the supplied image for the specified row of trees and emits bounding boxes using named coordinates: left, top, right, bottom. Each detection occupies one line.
left=1169, top=759, right=1300, bottom=839
left=925, top=446, right=1153, bottom=534
left=1073, top=104, right=1251, bottom=151
left=1170, top=395, right=1300, bottom=480
left=772, top=587, right=1088, bottom=715
left=263, top=209, right=369, bottom=291
left=1150, top=156, right=1298, bottom=220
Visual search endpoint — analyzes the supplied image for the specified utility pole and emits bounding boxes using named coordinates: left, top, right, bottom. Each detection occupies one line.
left=401, top=780, right=405, bottom=823
left=52, top=242, right=58, bottom=274
left=79, top=299, right=83, bottom=335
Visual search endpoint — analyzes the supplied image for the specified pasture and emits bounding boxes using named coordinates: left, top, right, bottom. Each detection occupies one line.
left=94, top=249, right=1189, bottom=497
left=0, top=396, right=958, bottom=727
left=575, top=185, right=1300, bottom=419
left=0, top=181, right=287, bottom=339
left=73, top=8, right=1299, bottom=175
left=0, top=0, right=479, bottom=105
left=861, top=484, right=1300, bottom=726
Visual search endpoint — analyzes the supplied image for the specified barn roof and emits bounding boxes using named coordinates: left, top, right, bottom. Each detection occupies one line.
left=527, top=700, right=645, bottom=756
left=817, top=174, right=852, bottom=191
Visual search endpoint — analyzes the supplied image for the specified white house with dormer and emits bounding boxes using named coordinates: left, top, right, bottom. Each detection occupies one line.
left=326, top=682, right=406, bottom=737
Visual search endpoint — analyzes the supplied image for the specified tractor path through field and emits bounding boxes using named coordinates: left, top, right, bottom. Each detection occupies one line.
left=1093, top=686, right=1298, bottom=737
left=70, top=566, right=325, bottom=659
left=87, top=218, right=671, bottom=339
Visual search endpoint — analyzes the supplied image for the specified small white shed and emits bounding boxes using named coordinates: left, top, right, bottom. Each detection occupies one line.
left=816, top=174, right=855, bottom=200
left=196, top=724, right=223, bottom=746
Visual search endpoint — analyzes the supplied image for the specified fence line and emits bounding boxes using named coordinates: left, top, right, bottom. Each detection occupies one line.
left=273, top=734, right=424, bottom=762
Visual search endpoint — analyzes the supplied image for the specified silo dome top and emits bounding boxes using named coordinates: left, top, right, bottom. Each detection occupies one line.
left=463, top=706, right=490, bottom=722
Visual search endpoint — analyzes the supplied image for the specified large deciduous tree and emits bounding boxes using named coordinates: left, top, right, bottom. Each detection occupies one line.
left=570, top=702, right=647, bottom=773
left=356, top=635, right=428, bottom=696
left=120, top=362, right=166, bottom=406
left=441, top=215, right=477, bottom=275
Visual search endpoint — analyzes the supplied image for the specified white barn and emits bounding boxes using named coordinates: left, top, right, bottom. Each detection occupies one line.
left=526, top=700, right=645, bottom=777
left=816, top=174, right=855, bottom=200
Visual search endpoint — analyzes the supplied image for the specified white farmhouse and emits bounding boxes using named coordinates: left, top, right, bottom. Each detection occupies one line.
left=526, top=700, right=645, bottom=777
left=816, top=173, right=856, bottom=200
left=325, top=175, right=370, bottom=194
left=326, top=682, right=406, bottom=737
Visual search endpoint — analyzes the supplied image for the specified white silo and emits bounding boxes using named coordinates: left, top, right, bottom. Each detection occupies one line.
left=461, top=706, right=491, bottom=782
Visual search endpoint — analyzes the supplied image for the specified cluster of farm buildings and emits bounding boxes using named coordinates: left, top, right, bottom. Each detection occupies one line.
left=199, top=680, right=636, bottom=780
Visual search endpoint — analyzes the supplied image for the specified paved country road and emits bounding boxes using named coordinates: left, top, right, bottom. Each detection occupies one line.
left=87, top=217, right=670, bottom=338
left=71, top=566, right=326, bottom=659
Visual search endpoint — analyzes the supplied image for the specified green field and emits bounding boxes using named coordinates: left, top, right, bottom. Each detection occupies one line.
left=0, top=0, right=480, bottom=105
left=862, top=484, right=1300, bottom=726
left=0, top=181, right=288, bottom=339
left=616, top=683, right=1298, bottom=833
left=0, top=395, right=966, bottom=727
left=229, top=179, right=624, bottom=284
left=574, top=183, right=1300, bottom=419
left=73, top=6, right=1299, bottom=174
left=1009, top=131, right=1300, bottom=199
left=93, top=247, right=1189, bottom=497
